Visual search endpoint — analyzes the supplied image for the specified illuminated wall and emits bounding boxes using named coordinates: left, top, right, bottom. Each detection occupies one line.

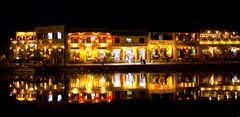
left=112, top=32, right=148, bottom=63
left=175, top=32, right=200, bottom=60
left=36, top=25, right=65, bottom=64
left=10, top=32, right=37, bottom=59
left=199, top=30, right=240, bottom=60
left=68, top=32, right=112, bottom=63
left=148, top=32, right=175, bottom=61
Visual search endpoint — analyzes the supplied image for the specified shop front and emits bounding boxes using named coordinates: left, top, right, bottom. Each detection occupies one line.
left=138, top=48, right=146, bottom=61
left=98, top=49, right=106, bottom=62
left=125, top=48, right=134, bottom=63
left=69, top=49, right=80, bottom=63
left=176, top=46, right=197, bottom=61
left=150, top=45, right=173, bottom=61
left=112, top=49, right=122, bottom=62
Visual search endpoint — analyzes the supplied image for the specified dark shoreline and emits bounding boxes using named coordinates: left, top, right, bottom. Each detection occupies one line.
left=1, top=62, right=240, bottom=74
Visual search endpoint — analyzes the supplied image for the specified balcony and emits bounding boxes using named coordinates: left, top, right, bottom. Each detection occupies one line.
left=70, top=43, right=80, bottom=48
left=176, top=40, right=199, bottom=45
left=149, top=40, right=174, bottom=45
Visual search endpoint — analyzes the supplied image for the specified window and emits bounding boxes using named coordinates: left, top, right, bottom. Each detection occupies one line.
left=151, top=33, right=162, bottom=40
left=37, top=33, right=45, bottom=39
left=17, top=36, right=25, bottom=40
left=56, top=32, right=62, bottom=39
left=99, top=37, right=106, bottom=43
left=139, top=38, right=145, bottom=43
left=71, top=37, right=78, bottom=43
left=57, top=94, right=62, bottom=102
left=163, top=33, right=173, bottom=40
left=83, top=37, right=91, bottom=43
left=29, top=36, right=33, bottom=40
left=86, top=37, right=91, bottom=43
left=17, top=36, right=24, bottom=40
left=115, top=38, right=120, bottom=43
left=48, top=32, right=53, bottom=39
left=126, top=38, right=132, bottom=43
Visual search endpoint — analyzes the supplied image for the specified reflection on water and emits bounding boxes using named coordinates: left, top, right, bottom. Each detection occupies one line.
left=8, top=71, right=240, bottom=104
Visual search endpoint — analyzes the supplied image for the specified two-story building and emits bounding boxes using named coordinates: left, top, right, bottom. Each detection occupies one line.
left=111, top=30, right=148, bottom=63
left=147, top=32, right=175, bottom=62
left=67, top=28, right=112, bottom=63
left=175, top=32, right=200, bottom=61
left=10, top=31, right=37, bottom=60
left=36, top=25, right=65, bottom=64
left=199, top=30, right=240, bottom=61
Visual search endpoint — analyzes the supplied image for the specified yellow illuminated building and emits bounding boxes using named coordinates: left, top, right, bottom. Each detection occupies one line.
left=10, top=32, right=37, bottom=59
left=174, top=32, right=200, bottom=61
left=148, top=32, right=175, bottom=62
left=67, top=31, right=112, bottom=63
left=199, top=30, right=240, bottom=61
left=9, top=26, right=240, bottom=64
left=36, top=25, right=65, bottom=64
left=111, top=30, right=148, bottom=63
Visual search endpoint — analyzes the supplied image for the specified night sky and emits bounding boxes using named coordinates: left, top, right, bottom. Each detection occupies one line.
left=0, top=1, right=240, bottom=55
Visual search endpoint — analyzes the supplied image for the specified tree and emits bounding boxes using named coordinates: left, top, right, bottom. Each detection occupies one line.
left=105, top=51, right=112, bottom=62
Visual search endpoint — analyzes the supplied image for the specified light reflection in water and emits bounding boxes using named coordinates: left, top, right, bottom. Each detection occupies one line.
left=8, top=71, right=240, bottom=104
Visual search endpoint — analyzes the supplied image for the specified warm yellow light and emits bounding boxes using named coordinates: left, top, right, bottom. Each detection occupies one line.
left=26, top=97, right=36, bottom=101
left=72, top=43, right=79, bottom=48
left=26, top=32, right=35, bottom=35
left=16, top=32, right=25, bottom=36
left=71, top=88, right=79, bottom=94
left=99, top=43, right=106, bottom=47
left=16, top=97, right=25, bottom=101
left=12, top=41, right=17, bottom=44
left=85, top=43, right=92, bottom=47
left=29, top=44, right=34, bottom=47
left=101, top=87, right=106, bottom=93
left=54, top=84, right=57, bottom=89
left=86, top=87, right=92, bottom=93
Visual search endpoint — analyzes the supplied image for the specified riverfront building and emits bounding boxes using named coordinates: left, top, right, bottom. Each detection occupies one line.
left=9, top=25, right=240, bottom=64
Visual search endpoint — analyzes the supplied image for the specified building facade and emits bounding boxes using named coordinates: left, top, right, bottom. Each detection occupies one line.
left=199, top=30, right=240, bottom=61
left=36, top=25, right=65, bottom=64
left=67, top=29, right=112, bottom=63
left=111, top=30, right=148, bottom=63
left=10, top=32, right=37, bottom=60
left=9, top=25, right=240, bottom=64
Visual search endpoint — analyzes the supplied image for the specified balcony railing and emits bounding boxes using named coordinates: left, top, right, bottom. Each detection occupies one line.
left=176, top=40, right=199, bottom=45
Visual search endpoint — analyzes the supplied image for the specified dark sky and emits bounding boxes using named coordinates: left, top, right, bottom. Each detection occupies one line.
left=0, top=1, right=240, bottom=52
